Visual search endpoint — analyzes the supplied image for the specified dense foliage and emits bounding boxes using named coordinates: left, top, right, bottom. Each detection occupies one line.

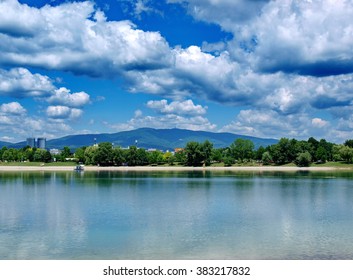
left=1, top=137, right=353, bottom=167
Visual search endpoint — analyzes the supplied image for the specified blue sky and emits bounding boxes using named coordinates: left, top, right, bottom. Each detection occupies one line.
left=0, top=0, right=352, bottom=143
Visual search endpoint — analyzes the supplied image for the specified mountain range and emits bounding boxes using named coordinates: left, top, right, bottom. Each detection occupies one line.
left=1, top=128, right=278, bottom=151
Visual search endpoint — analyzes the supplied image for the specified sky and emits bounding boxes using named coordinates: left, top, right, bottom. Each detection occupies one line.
left=0, top=0, right=353, bottom=144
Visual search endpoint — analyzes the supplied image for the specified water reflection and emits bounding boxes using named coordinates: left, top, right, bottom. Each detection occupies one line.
left=0, top=170, right=353, bottom=259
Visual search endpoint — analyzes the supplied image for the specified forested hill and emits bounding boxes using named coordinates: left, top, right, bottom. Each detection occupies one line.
left=0, top=141, right=11, bottom=148
left=3, top=128, right=278, bottom=150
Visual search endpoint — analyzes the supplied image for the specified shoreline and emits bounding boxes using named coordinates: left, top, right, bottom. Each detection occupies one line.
left=0, top=165, right=351, bottom=172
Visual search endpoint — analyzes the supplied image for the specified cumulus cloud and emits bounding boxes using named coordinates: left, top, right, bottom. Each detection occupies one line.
left=174, top=0, right=353, bottom=77
left=0, top=102, right=26, bottom=115
left=0, top=107, right=74, bottom=141
left=147, top=99, right=207, bottom=115
left=221, top=109, right=331, bottom=140
left=0, top=0, right=171, bottom=77
left=244, top=0, right=353, bottom=76
left=109, top=113, right=216, bottom=132
left=107, top=99, right=216, bottom=132
left=312, top=118, right=328, bottom=128
left=125, top=46, right=255, bottom=105
left=0, top=67, right=90, bottom=128
left=46, top=106, right=83, bottom=119
left=0, top=68, right=91, bottom=107
left=0, top=68, right=55, bottom=98
left=47, top=87, right=90, bottom=107
left=1, top=0, right=353, bottom=142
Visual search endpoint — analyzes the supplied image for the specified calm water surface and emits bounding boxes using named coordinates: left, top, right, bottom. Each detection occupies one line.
left=1, top=170, right=353, bottom=260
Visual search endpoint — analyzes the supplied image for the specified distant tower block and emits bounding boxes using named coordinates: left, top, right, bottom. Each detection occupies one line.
left=26, top=138, right=36, bottom=148
left=37, top=138, right=46, bottom=149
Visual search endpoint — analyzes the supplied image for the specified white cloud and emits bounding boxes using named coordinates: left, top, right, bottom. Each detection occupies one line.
left=173, top=0, right=353, bottom=77
left=0, top=102, right=26, bottom=115
left=0, top=136, right=15, bottom=142
left=0, top=68, right=55, bottom=98
left=243, top=0, right=353, bottom=76
left=46, top=106, right=83, bottom=119
left=1, top=0, right=353, bottom=143
left=312, top=118, right=328, bottom=128
left=0, top=68, right=91, bottom=108
left=221, top=109, right=322, bottom=140
left=108, top=112, right=217, bottom=132
left=0, top=0, right=172, bottom=77
left=0, top=115, right=12, bottom=125
left=147, top=99, right=207, bottom=115
left=47, top=87, right=90, bottom=107
left=134, top=0, right=162, bottom=18
left=0, top=111, right=73, bottom=141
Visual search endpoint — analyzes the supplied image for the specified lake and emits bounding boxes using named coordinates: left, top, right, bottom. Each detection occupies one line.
left=1, top=170, right=353, bottom=260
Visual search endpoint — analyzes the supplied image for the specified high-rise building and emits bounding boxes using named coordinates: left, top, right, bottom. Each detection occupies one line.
left=26, top=138, right=36, bottom=148
left=37, top=138, right=46, bottom=149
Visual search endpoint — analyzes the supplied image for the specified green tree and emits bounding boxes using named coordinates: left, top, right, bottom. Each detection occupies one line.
left=315, top=146, right=327, bottom=163
left=308, top=137, right=319, bottom=161
left=0, top=146, right=8, bottom=161
left=84, top=146, right=98, bottom=165
left=2, top=148, right=19, bottom=162
left=185, top=142, right=203, bottom=166
left=270, top=138, right=293, bottom=164
left=136, top=148, right=149, bottom=166
left=174, top=150, right=187, bottom=165
left=338, top=145, right=353, bottom=163
left=211, top=148, right=223, bottom=163
left=43, top=150, right=52, bottom=163
left=318, top=139, right=334, bottom=161
left=332, top=145, right=342, bottom=161
left=94, top=142, right=113, bottom=166
left=261, top=151, right=273, bottom=165
left=223, top=156, right=234, bottom=167
left=74, top=147, right=86, bottom=163
left=112, top=147, right=125, bottom=166
left=33, top=149, right=48, bottom=162
left=126, top=146, right=148, bottom=166
left=295, top=152, right=312, bottom=167
left=344, top=139, right=353, bottom=148
left=256, top=146, right=266, bottom=161
left=229, top=139, right=254, bottom=162
left=201, top=140, right=213, bottom=166
left=60, top=146, right=71, bottom=161
left=148, top=150, right=164, bottom=165
left=163, top=151, right=174, bottom=165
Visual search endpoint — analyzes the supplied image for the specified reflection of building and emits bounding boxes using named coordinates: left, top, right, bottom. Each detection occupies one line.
left=37, top=138, right=46, bottom=149
left=26, top=138, right=36, bottom=148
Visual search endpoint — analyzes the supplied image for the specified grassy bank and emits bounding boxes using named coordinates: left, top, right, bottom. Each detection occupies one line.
left=0, top=161, right=352, bottom=169
left=0, top=161, right=77, bottom=167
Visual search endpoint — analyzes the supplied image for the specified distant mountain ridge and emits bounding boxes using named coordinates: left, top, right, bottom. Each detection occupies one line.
left=2, top=128, right=278, bottom=150
left=0, top=141, right=11, bottom=147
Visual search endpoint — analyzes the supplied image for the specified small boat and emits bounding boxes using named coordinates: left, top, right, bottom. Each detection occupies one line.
left=74, top=164, right=84, bottom=171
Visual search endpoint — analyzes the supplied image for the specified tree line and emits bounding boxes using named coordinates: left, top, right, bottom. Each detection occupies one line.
left=1, top=137, right=353, bottom=167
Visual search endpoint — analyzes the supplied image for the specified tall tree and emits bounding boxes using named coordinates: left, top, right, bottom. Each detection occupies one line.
left=95, top=142, right=113, bottom=166
left=344, top=139, right=353, bottom=148
left=127, top=146, right=139, bottom=166
left=201, top=140, right=213, bottom=166
left=229, top=139, right=254, bottom=162
left=112, top=147, right=125, bottom=166
left=84, top=146, right=98, bottom=165
left=185, top=142, right=203, bottom=166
